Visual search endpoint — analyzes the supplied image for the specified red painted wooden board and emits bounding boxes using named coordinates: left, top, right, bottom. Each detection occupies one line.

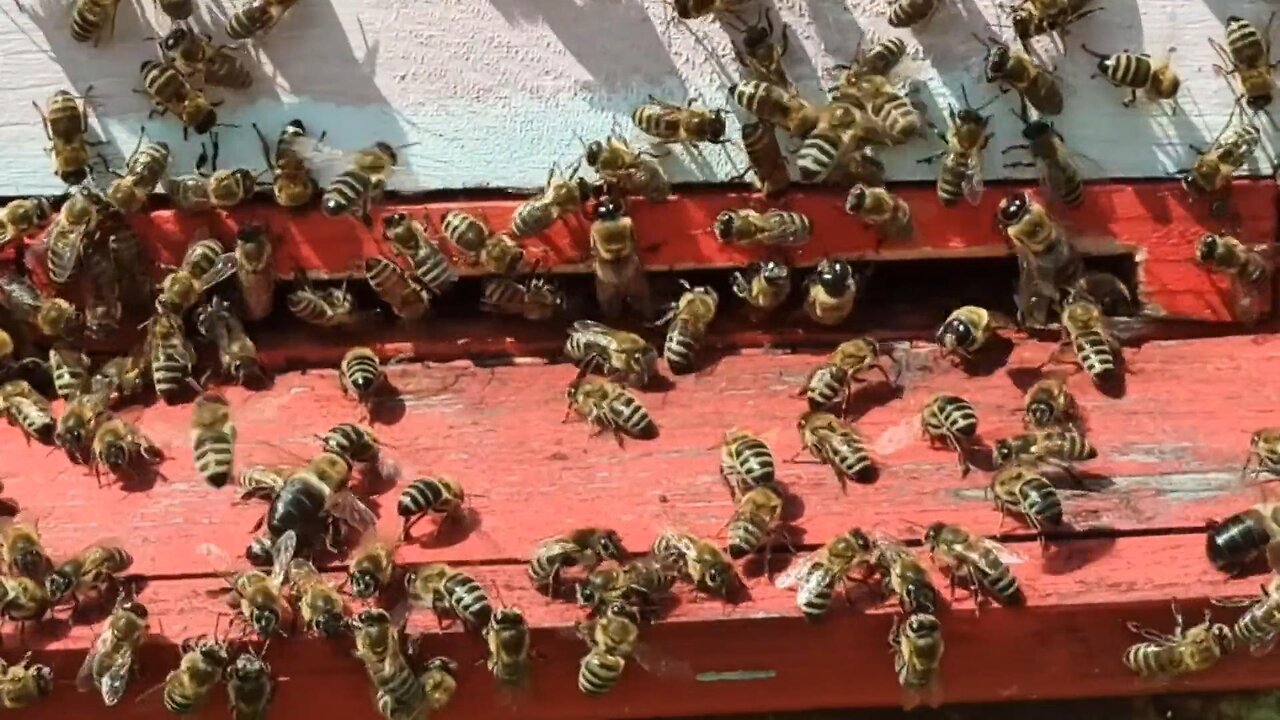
left=19, top=181, right=1276, bottom=324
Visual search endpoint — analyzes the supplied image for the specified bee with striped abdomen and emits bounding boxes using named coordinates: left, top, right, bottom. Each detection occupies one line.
left=1180, top=109, right=1262, bottom=201
left=1210, top=15, right=1277, bottom=116
left=203, top=531, right=295, bottom=639
left=978, top=36, right=1063, bottom=116
left=732, top=80, right=819, bottom=137
left=287, top=284, right=359, bottom=327
left=158, top=25, right=253, bottom=89
left=923, top=522, right=1023, bottom=608
left=158, top=635, right=229, bottom=715
left=44, top=185, right=102, bottom=285
left=1207, top=503, right=1280, bottom=574
left=565, top=320, right=658, bottom=389
left=725, top=484, right=785, bottom=561
left=590, top=197, right=650, bottom=319
left=776, top=528, right=876, bottom=620
left=850, top=36, right=908, bottom=77
left=872, top=539, right=940, bottom=616
left=732, top=261, right=791, bottom=321
left=156, top=236, right=238, bottom=314
left=104, top=133, right=169, bottom=214
left=920, top=87, right=993, bottom=206
left=191, top=390, right=236, bottom=488
left=529, top=527, right=625, bottom=595
left=1244, top=428, right=1280, bottom=482
left=804, top=259, right=857, bottom=326
left=1009, top=0, right=1100, bottom=47
left=582, top=135, right=672, bottom=201
left=195, top=297, right=266, bottom=387
left=793, top=104, right=875, bottom=183
left=0, top=383, right=54, bottom=445
left=339, top=346, right=387, bottom=413
left=440, top=209, right=490, bottom=261
left=845, top=184, right=912, bottom=244
left=46, top=540, right=132, bottom=608
left=70, top=0, right=121, bottom=45
left=383, top=212, right=457, bottom=297
left=935, top=305, right=1010, bottom=364
left=321, top=142, right=402, bottom=226
left=891, top=613, right=945, bottom=709
left=77, top=598, right=148, bottom=706
left=1124, top=601, right=1234, bottom=680
left=139, top=60, right=219, bottom=138
left=255, top=119, right=322, bottom=208
left=657, top=281, right=718, bottom=375
left=577, top=601, right=641, bottom=695
left=835, top=74, right=922, bottom=145
left=1081, top=45, right=1180, bottom=108
left=288, top=559, right=347, bottom=638
left=226, top=648, right=275, bottom=720
left=55, top=389, right=106, bottom=461
left=485, top=607, right=533, bottom=688
left=887, top=0, right=940, bottom=27
left=512, top=164, right=590, bottom=238
left=348, top=608, right=425, bottom=720
left=1003, top=109, right=1086, bottom=209
left=1049, top=292, right=1123, bottom=383
left=920, top=394, right=979, bottom=475
left=1228, top=576, right=1280, bottom=656
left=801, top=337, right=895, bottom=413
left=991, top=464, right=1064, bottom=533
left=34, top=89, right=96, bottom=184
left=397, top=476, right=466, bottom=541
left=146, top=309, right=196, bottom=402
left=405, top=562, right=493, bottom=630
left=565, top=373, right=658, bottom=445
left=226, top=0, right=301, bottom=40
left=0, top=517, right=51, bottom=580
left=365, top=255, right=431, bottom=320
left=0, top=197, right=53, bottom=250
left=714, top=208, right=811, bottom=247
left=576, top=557, right=677, bottom=617
left=740, top=121, right=790, bottom=198
left=164, top=136, right=261, bottom=212
left=480, top=276, right=564, bottom=321
left=1196, top=233, right=1271, bottom=287
left=475, top=231, right=525, bottom=276
left=997, top=192, right=1079, bottom=278
left=797, top=411, right=876, bottom=490
left=48, top=344, right=89, bottom=400
left=1024, top=377, right=1081, bottom=430
left=234, top=224, right=276, bottom=322
left=0, top=655, right=54, bottom=710
left=91, top=415, right=163, bottom=485
left=632, top=96, right=728, bottom=145
left=720, top=429, right=776, bottom=498
left=347, top=533, right=398, bottom=600
left=992, top=427, right=1096, bottom=473
left=653, top=530, right=737, bottom=599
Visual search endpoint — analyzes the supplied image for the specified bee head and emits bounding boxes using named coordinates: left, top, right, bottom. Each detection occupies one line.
left=285, top=118, right=308, bottom=134
left=121, top=600, right=149, bottom=619
left=102, top=442, right=129, bottom=469
left=760, top=261, right=789, bottom=284
left=160, top=26, right=190, bottom=52
left=906, top=613, right=940, bottom=634
left=703, top=564, right=729, bottom=593
left=595, top=530, right=626, bottom=561
left=583, top=140, right=604, bottom=167
left=1211, top=623, right=1236, bottom=652
left=845, top=184, right=868, bottom=213
left=374, top=141, right=398, bottom=164
left=992, top=438, right=1016, bottom=466
left=186, top=104, right=218, bottom=135
left=58, top=166, right=89, bottom=186
left=356, top=607, right=391, bottom=628
left=425, top=656, right=459, bottom=676
left=252, top=607, right=280, bottom=636
left=32, top=664, right=53, bottom=695
left=814, top=260, right=853, bottom=296
left=1027, top=401, right=1054, bottom=427
left=937, top=316, right=973, bottom=353
left=955, top=108, right=988, bottom=128
left=606, top=602, right=641, bottom=624
left=45, top=571, right=74, bottom=602
left=493, top=607, right=525, bottom=627
left=349, top=570, right=379, bottom=599
left=33, top=197, right=53, bottom=221
left=849, top=528, right=874, bottom=553
left=1022, top=119, right=1055, bottom=142
left=1195, top=234, right=1220, bottom=264
left=200, top=641, right=231, bottom=667
left=313, top=611, right=345, bottom=638
left=706, top=110, right=727, bottom=142
left=383, top=212, right=408, bottom=230
left=983, top=42, right=1010, bottom=80
left=574, top=581, right=599, bottom=607
left=713, top=211, right=737, bottom=242
left=996, top=192, right=1029, bottom=226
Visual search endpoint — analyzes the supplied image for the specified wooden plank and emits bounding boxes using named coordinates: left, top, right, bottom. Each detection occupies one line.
left=11, top=534, right=1280, bottom=720
left=21, top=181, right=1275, bottom=325
left=9, top=335, right=1277, bottom=577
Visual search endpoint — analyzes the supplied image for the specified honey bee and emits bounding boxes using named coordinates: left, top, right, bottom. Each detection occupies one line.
left=348, top=607, right=400, bottom=670
left=158, top=25, right=253, bottom=89
left=405, top=562, right=493, bottom=630
left=920, top=394, right=979, bottom=475
left=737, top=121, right=790, bottom=199
left=565, top=373, right=658, bottom=444
left=1009, top=0, right=1100, bottom=47
left=397, top=476, right=466, bottom=540
left=1124, top=601, right=1234, bottom=680
left=1023, top=376, right=1080, bottom=430
left=1050, top=292, right=1122, bottom=383
left=632, top=96, right=728, bottom=145
left=1080, top=44, right=1180, bottom=109
left=891, top=613, right=945, bottom=709
left=713, top=209, right=812, bottom=247
left=1180, top=108, right=1262, bottom=200
left=1196, top=233, right=1272, bottom=287
left=348, top=608, right=424, bottom=720
left=91, top=415, right=163, bottom=484
left=182, top=390, right=235, bottom=488
left=226, top=0, right=301, bottom=40
left=655, top=281, right=718, bottom=375
left=45, top=540, right=133, bottom=608
left=725, top=484, right=785, bottom=561
left=439, top=209, right=491, bottom=261
left=1003, top=112, right=1086, bottom=209
left=202, top=530, right=294, bottom=639
left=225, top=649, right=275, bottom=720
left=731, top=80, right=819, bottom=137
left=887, top=0, right=941, bottom=27
left=511, top=164, right=590, bottom=238
left=801, top=337, right=894, bottom=412
left=383, top=212, right=458, bottom=297
left=253, top=120, right=321, bottom=208
left=719, top=429, right=776, bottom=498
left=793, top=104, right=877, bottom=183
left=475, top=231, right=526, bottom=276
left=104, top=133, right=169, bottom=214
left=36, top=90, right=96, bottom=185
left=157, top=0, right=194, bottom=21
left=319, top=422, right=383, bottom=469
left=1228, top=576, right=1280, bottom=655
left=233, top=224, right=276, bottom=322
left=321, top=142, right=402, bottom=226
left=992, top=427, right=1097, bottom=471
left=286, top=284, right=359, bottom=327
left=139, top=60, right=219, bottom=138
left=365, top=255, right=431, bottom=320
left=339, top=346, right=387, bottom=412
left=480, top=276, right=564, bottom=321
left=1207, top=503, right=1280, bottom=574
left=996, top=190, right=1071, bottom=258
left=0, top=517, right=51, bottom=580
left=844, top=184, right=912, bottom=243
left=155, top=240, right=238, bottom=315
left=0, top=575, right=50, bottom=625
left=77, top=598, right=148, bottom=706
left=565, top=320, right=657, bottom=388
left=871, top=539, right=940, bottom=616
left=4, top=393, right=54, bottom=445
left=485, top=607, right=533, bottom=687
left=529, top=528, right=626, bottom=595
left=262, top=452, right=374, bottom=558
left=726, top=7, right=791, bottom=88
left=99, top=210, right=151, bottom=310
left=69, top=0, right=121, bottom=44
left=56, top=384, right=103, bottom=455
left=935, top=305, right=1008, bottom=363
left=804, top=259, right=857, bottom=326
left=731, top=261, right=791, bottom=320
left=653, top=530, right=736, bottom=599
left=0, top=197, right=53, bottom=250
left=581, top=136, right=672, bottom=201
left=920, top=88, right=992, bottom=206
left=165, top=137, right=261, bottom=212
left=991, top=464, right=1064, bottom=532
left=977, top=36, right=1064, bottom=116
left=347, top=533, right=398, bottom=600
left=158, top=635, right=229, bottom=715
left=589, top=197, right=650, bottom=319
left=286, top=559, right=346, bottom=638
left=48, top=344, right=89, bottom=400
left=797, top=411, right=876, bottom=490
left=776, top=529, right=876, bottom=620
left=82, top=243, right=122, bottom=341
left=0, top=654, right=54, bottom=709
left=849, top=37, right=908, bottom=77
left=1244, top=428, right=1280, bottom=483
left=1210, top=16, right=1277, bottom=116
left=576, top=557, right=678, bottom=616
left=35, top=297, right=84, bottom=340
left=577, top=601, right=643, bottom=695
left=44, top=185, right=102, bottom=285
left=922, top=522, right=1023, bottom=608
left=196, top=297, right=266, bottom=386
left=835, top=74, right=922, bottom=145
left=422, top=657, right=459, bottom=713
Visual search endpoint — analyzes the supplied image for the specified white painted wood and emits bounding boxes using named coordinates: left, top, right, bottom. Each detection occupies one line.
left=0, top=0, right=1274, bottom=195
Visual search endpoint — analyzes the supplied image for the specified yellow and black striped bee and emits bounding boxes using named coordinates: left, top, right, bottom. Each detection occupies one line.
left=164, top=135, right=261, bottom=212
left=577, top=601, right=641, bottom=695
left=731, top=80, right=818, bottom=137
left=0, top=654, right=54, bottom=710
left=34, top=89, right=96, bottom=185
left=720, top=428, right=775, bottom=498
left=804, top=259, right=857, bottom=327
left=0, top=517, right=52, bottom=580
left=935, top=305, right=1009, bottom=363
left=347, top=533, right=398, bottom=600
left=480, top=276, right=564, bottom=321
left=849, top=37, right=908, bottom=77
left=1053, top=292, right=1123, bottom=383
left=1004, top=109, right=1085, bottom=208
left=653, top=530, right=737, bottom=600
left=1228, top=575, right=1280, bottom=656
left=529, top=527, right=625, bottom=595
left=633, top=96, right=729, bottom=145
left=397, top=476, right=466, bottom=541
left=440, top=209, right=490, bottom=261
left=845, top=184, right=912, bottom=244
left=365, top=255, right=431, bottom=320
left=159, top=635, right=229, bottom=715
left=91, top=415, right=163, bottom=484
left=726, top=6, right=791, bottom=88
left=801, top=337, right=894, bottom=412
left=1009, top=0, right=1100, bottom=47
left=146, top=309, right=196, bottom=402
left=921, top=394, right=978, bottom=475
left=46, top=541, right=133, bottom=607
left=581, top=137, right=670, bottom=201
left=1210, top=16, right=1277, bottom=116
left=1023, top=377, right=1081, bottom=431
left=657, top=281, right=717, bottom=375
left=725, top=484, right=785, bottom=561
left=44, top=185, right=102, bottom=285
left=793, top=104, right=872, bottom=183
left=740, top=121, right=790, bottom=199
left=287, top=284, right=359, bottom=327
left=158, top=25, right=253, bottom=89
left=139, top=60, right=220, bottom=138
left=1081, top=45, right=1180, bottom=108
left=0, top=385, right=54, bottom=445
left=977, top=35, right=1064, bottom=116
left=991, top=463, right=1063, bottom=533
left=732, top=261, right=790, bottom=321
left=872, top=539, right=940, bottom=616
left=71, top=0, right=121, bottom=45
left=383, top=212, right=457, bottom=296
left=923, top=522, right=1023, bottom=608
left=992, top=427, right=1097, bottom=471
left=714, top=209, right=811, bottom=247
left=226, top=0, right=302, bottom=40
left=405, top=562, right=493, bottom=630
left=288, top=559, right=347, bottom=638
left=321, top=142, right=402, bottom=226
left=1196, top=233, right=1271, bottom=287
left=191, top=390, right=236, bottom=488
left=589, top=196, right=650, bottom=319
left=255, top=120, right=322, bottom=208
left=891, top=613, right=944, bottom=709
left=156, top=236, right=238, bottom=314
left=104, top=134, right=169, bottom=215
left=339, top=346, right=388, bottom=413
left=776, top=529, right=876, bottom=620
left=797, top=411, right=876, bottom=490
left=833, top=75, right=922, bottom=146
left=485, top=607, right=533, bottom=687
left=77, top=598, right=148, bottom=706
left=225, top=648, right=275, bottom=720
left=920, top=88, right=992, bottom=206
left=234, top=223, right=276, bottom=322
left=1180, top=109, right=1262, bottom=200
left=1124, top=601, right=1234, bottom=680
left=887, top=0, right=941, bottom=28
left=0, top=197, right=53, bottom=250
left=565, top=373, right=658, bottom=444
left=565, top=320, right=658, bottom=389
left=511, top=164, right=590, bottom=238
left=195, top=296, right=265, bottom=386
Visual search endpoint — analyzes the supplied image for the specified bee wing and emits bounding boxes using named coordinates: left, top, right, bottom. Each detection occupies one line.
left=289, top=134, right=351, bottom=179
left=270, top=530, right=297, bottom=587
left=962, top=153, right=984, bottom=206
left=902, top=673, right=945, bottom=711
left=978, top=538, right=1025, bottom=566
left=633, top=640, right=695, bottom=679
left=327, top=491, right=378, bottom=536
left=774, top=552, right=822, bottom=589
left=99, top=652, right=135, bottom=706
left=197, top=253, right=239, bottom=291
left=196, top=541, right=234, bottom=576
left=76, top=628, right=112, bottom=692
left=1248, top=626, right=1280, bottom=658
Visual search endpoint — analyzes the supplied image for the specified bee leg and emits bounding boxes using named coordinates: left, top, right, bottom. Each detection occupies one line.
left=915, top=151, right=946, bottom=165
left=1122, top=90, right=1138, bottom=108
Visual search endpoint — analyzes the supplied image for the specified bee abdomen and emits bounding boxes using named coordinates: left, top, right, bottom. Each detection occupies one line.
left=825, top=436, right=875, bottom=483
left=726, top=438, right=775, bottom=489
left=631, top=106, right=680, bottom=140
left=796, top=131, right=843, bottom=182
left=726, top=517, right=769, bottom=559
left=1227, top=17, right=1267, bottom=66
left=887, top=0, right=939, bottom=27
left=1124, top=643, right=1180, bottom=678
left=1073, top=330, right=1116, bottom=378
left=410, top=249, right=458, bottom=295
left=322, top=171, right=372, bottom=217
left=663, top=323, right=699, bottom=375
left=397, top=479, right=445, bottom=517
left=796, top=567, right=836, bottom=619
left=1102, top=54, right=1153, bottom=88
left=976, top=552, right=1023, bottom=605
left=806, top=365, right=847, bottom=411
left=936, top=154, right=969, bottom=206
left=71, top=0, right=110, bottom=42
left=578, top=651, right=625, bottom=695
left=608, top=395, right=657, bottom=439
left=6, top=399, right=54, bottom=444
left=511, top=198, right=556, bottom=238
left=926, top=396, right=978, bottom=438
left=1017, top=477, right=1064, bottom=527
left=193, top=430, right=234, bottom=488
left=444, top=574, right=492, bottom=626
left=152, top=353, right=192, bottom=399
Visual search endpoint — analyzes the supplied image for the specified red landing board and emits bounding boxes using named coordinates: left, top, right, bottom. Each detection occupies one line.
left=22, top=181, right=1277, bottom=324
left=5, top=336, right=1280, bottom=717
